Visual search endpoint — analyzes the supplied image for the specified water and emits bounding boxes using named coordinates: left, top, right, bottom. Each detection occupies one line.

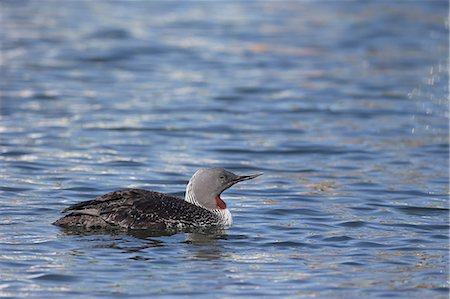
left=1, top=1, right=449, bottom=298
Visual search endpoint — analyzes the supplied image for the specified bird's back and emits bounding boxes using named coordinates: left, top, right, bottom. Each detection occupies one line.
left=53, top=189, right=221, bottom=230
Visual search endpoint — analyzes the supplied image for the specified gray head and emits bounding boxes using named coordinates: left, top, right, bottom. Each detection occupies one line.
left=185, top=168, right=262, bottom=211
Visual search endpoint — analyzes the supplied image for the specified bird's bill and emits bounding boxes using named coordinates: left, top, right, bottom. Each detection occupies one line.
left=233, top=172, right=263, bottom=183
left=221, top=172, right=263, bottom=194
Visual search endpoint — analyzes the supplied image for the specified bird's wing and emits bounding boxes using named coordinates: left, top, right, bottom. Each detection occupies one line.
left=62, top=189, right=155, bottom=213
left=60, top=189, right=218, bottom=229
left=101, top=191, right=219, bottom=229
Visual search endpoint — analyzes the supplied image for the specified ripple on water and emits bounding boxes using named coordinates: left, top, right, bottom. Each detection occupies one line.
left=30, top=273, right=80, bottom=282
left=337, top=221, right=367, bottom=228
left=323, top=236, right=354, bottom=242
left=395, top=205, right=449, bottom=217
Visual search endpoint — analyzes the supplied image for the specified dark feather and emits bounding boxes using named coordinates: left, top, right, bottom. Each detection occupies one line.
left=53, top=189, right=220, bottom=230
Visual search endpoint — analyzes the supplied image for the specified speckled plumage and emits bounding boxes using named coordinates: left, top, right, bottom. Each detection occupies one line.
left=54, top=168, right=262, bottom=231
left=53, top=189, right=222, bottom=230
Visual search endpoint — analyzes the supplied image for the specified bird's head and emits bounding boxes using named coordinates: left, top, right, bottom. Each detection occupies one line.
left=185, top=168, right=262, bottom=210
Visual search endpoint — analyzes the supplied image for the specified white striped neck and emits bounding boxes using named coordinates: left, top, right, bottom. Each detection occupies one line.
left=185, top=178, right=233, bottom=226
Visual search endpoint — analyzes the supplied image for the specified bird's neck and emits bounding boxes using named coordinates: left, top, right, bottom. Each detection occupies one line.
left=185, top=179, right=201, bottom=206
left=185, top=180, right=233, bottom=226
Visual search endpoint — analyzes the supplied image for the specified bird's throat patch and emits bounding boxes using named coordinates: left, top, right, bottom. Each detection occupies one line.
left=215, top=195, right=227, bottom=209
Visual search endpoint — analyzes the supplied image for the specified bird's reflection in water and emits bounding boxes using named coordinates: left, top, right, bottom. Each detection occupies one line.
left=183, top=228, right=228, bottom=261
left=58, top=226, right=228, bottom=261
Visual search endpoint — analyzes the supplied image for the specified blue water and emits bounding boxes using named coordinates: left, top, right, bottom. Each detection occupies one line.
left=1, top=1, right=449, bottom=298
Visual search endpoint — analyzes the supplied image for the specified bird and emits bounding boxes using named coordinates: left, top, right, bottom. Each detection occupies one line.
left=53, top=168, right=262, bottom=230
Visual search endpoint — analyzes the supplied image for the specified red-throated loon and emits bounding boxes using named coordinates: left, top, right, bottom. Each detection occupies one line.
left=53, top=168, right=262, bottom=230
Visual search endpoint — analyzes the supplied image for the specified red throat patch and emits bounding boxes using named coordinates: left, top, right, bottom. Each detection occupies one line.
left=215, top=195, right=227, bottom=209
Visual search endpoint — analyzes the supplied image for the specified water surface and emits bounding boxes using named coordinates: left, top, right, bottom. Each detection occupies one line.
left=1, top=1, right=449, bottom=298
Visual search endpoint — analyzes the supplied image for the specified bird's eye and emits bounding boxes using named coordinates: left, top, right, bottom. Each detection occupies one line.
left=219, top=176, right=225, bottom=180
